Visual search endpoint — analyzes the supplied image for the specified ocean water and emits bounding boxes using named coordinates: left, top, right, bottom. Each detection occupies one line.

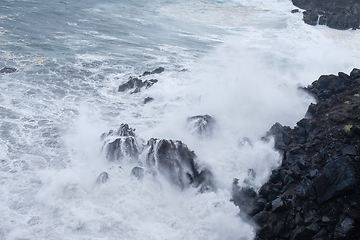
left=1, top=0, right=360, bottom=239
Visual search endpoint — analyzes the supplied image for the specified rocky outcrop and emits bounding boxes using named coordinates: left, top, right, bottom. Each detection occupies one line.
left=0, top=67, right=17, bottom=74
left=118, top=67, right=164, bottom=93
left=232, top=68, right=360, bottom=239
left=186, top=115, right=216, bottom=138
left=143, top=138, right=214, bottom=191
left=118, top=77, right=158, bottom=93
left=101, top=123, right=214, bottom=191
left=101, top=123, right=141, bottom=162
left=292, top=0, right=360, bottom=29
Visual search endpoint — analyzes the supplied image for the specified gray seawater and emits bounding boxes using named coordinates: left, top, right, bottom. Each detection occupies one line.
left=1, top=0, right=360, bottom=239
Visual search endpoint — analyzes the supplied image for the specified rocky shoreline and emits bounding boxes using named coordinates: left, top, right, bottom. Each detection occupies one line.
left=232, top=68, right=360, bottom=239
left=291, top=0, right=360, bottom=30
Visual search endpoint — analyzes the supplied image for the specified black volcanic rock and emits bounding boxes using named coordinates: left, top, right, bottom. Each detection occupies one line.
left=143, top=138, right=214, bottom=191
left=234, top=68, right=360, bottom=240
left=292, top=0, right=360, bottom=29
left=100, top=124, right=214, bottom=191
left=101, top=124, right=141, bottom=162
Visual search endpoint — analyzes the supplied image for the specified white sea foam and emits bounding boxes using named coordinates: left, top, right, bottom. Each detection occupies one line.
left=1, top=0, right=360, bottom=239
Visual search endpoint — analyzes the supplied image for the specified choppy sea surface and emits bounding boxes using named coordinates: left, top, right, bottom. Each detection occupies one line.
left=1, top=0, right=360, bottom=239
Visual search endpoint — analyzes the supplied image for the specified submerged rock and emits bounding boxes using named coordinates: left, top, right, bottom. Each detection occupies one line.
left=96, top=172, right=109, bottom=184
left=0, top=67, right=17, bottom=74
left=131, top=166, right=145, bottom=180
left=186, top=115, right=216, bottom=138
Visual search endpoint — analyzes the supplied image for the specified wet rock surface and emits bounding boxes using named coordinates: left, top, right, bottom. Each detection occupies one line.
left=186, top=115, right=216, bottom=138
left=101, top=122, right=214, bottom=191
left=118, top=67, right=164, bottom=93
left=291, top=0, right=360, bottom=30
left=232, top=68, right=360, bottom=239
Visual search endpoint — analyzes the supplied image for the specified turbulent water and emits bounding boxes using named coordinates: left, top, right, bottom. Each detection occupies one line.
left=1, top=0, right=360, bottom=239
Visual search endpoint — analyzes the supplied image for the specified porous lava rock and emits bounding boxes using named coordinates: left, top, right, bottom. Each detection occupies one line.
left=232, top=68, right=360, bottom=240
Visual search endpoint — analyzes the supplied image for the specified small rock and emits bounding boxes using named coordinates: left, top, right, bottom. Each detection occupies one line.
left=131, top=166, right=145, bottom=180
left=350, top=68, right=360, bottom=79
left=334, top=216, right=355, bottom=239
left=96, top=172, right=109, bottom=184
left=341, top=145, right=357, bottom=156
left=272, top=197, right=285, bottom=212
left=291, top=9, right=300, bottom=13
left=0, top=67, right=17, bottom=73
left=143, top=97, right=154, bottom=104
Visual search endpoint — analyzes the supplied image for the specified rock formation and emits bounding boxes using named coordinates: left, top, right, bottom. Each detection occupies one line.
left=292, top=0, right=360, bottom=30
left=233, top=68, right=360, bottom=239
left=101, top=123, right=214, bottom=191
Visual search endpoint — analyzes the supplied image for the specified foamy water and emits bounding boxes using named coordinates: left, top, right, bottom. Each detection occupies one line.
left=1, top=0, right=360, bottom=239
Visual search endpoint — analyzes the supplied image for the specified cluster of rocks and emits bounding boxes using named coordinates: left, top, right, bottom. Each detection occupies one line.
left=118, top=67, right=164, bottom=99
left=291, top=0, right=360, bottom=30
left=232, top=68, right=360, bottom=239
left=99, top=116, right=216, bottom=192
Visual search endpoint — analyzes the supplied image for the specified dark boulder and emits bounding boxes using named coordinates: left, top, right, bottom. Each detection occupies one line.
left=0, top=67, right=17, bottom=74
left=118, top=77, right=158, bottom=93
left=186, top=115, right=216, bottom=138
left=143, top=138, right=214, bottom=190
left=314, top=157, right=357, bottom=204
left=101, top=124, right=141, bottom=162
left=141, top=67, right=164, bottom=77
left=303, top=10, right=319, bottom=25
left=350, top=68, right=360, bottom=79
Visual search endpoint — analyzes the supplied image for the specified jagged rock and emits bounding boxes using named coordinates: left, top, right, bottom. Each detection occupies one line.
left=186, top=115, right=216, bottom=138
left=314, top=157, right=357, bottom=204
left=118, top=77, right=158, bottom=93
left=248, top=69, right=360, bottom=240
left=102, top=124, right=141, bottom=162
left=0, top=67, right=17, bottom=73
left=334, top=215, right=355, bottom=239
left=144, top=138, right=213, bottom=190
left=96, top=172, right=109, bottom=184
left=292, top=0, right=360, bottom=29
left=131, top=166, right=145, bottom=180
